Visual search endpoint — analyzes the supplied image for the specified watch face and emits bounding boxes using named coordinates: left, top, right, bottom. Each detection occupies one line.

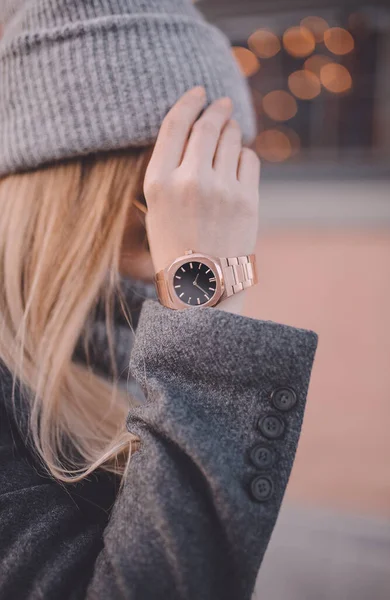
left=173, top=261, right=217, bottom=306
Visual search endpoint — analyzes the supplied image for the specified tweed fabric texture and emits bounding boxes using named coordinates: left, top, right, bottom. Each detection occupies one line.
left=0, top=0, right=257, bottom=177
left=0, top=282, right=318, bottom=598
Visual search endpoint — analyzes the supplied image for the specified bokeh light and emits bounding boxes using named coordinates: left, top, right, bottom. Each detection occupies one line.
left=232, top=46, right=261, bottom=77
left=288, top=70, right=321, bottom=100
left=262, top=91, right=298, bottom=122
left=248, top=29, right=281, bottom=59
left=284, top=127, right=301, bottom=157
left=304, top=54, right=333, bottom=77
left=283, top=26, right=316, bottom=58
left=324, top=27, right=355, bottom=55
left=320, top=63, right=353, bottom=94
left=300, top=16, right=329, bottom=43
left=255, top=129, right=292, bottom=162
left=255, top=127, right=301, bottom=162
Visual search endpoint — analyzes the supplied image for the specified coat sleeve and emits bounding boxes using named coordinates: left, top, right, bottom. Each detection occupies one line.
left=90, top=299, right=318, bottom=600
left=0, top=299, right=318, bottom=600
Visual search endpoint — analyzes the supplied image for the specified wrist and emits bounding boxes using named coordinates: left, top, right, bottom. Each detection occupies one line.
left=215, top=292, right=246, bottom=316
left=155, top=250, right=257, bottom=312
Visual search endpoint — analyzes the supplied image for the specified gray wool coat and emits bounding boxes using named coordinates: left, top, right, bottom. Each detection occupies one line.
left=0, top=275, right=318, bottom=599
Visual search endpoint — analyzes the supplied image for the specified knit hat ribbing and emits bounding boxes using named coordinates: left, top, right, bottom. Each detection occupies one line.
left=0, top=0, right=257, bottom=177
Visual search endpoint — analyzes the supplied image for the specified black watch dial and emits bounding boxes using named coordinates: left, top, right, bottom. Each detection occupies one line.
left=173, top=261, right=217, bottom=306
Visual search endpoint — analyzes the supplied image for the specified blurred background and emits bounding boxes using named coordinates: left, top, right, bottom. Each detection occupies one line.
left=196, top=1, right=390, bottom=599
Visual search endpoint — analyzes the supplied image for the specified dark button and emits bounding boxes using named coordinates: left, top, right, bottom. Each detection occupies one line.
left=250, top=476, right=274, bottom=502
left=271, top=387, right=298, bottom=412
left=257, top=414, right=286, bottom=440
left=249, top=445, right=275, bottom=469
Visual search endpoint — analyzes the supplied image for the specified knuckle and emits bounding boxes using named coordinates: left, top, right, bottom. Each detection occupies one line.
left=241, top=147, right=260, bottom=163
left=193, top=118, right=218, bottom=137
left=175, top=173, right=205, bottom=198
left=178, top=176, right=200, bottom=196
left=214, top=179, right=232, bottom=200
left=162, top=114, right=182, bottom=138
left=144, top=176, right=164, bottom=198
left=214, top=177, right=257, bottom=210
left=227, top=119, right=241, bottom=133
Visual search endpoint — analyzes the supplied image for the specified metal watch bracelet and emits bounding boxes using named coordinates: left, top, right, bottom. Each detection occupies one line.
left=220, top=254, right=258, bottom=298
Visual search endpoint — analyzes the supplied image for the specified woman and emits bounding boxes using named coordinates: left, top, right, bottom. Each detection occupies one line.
left=0, top=1, right=318, bottom=599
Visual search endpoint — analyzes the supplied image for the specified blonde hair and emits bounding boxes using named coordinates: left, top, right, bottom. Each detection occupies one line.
left=0, top=147, right=153, bottom=486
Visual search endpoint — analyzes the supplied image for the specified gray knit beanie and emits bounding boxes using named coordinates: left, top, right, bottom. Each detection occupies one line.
left=0, top=0, right=257, bottom=178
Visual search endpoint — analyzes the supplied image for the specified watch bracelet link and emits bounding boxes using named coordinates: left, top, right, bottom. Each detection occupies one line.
left=220, top=254, right=258, bottom=298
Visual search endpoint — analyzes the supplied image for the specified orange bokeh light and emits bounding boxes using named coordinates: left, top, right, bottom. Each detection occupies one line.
left=304, top=54, right=332, bottom=77
left=255, top=127, right=300, bottom=162
left=262, top=91, right=297, bottom=122
left=300, top=16, right=329, bottom=43
left=320, top=63, right=352, bottom=94
left=232, top=47, right=261, bottom=77
left=283, top=26, right=316, bottom=58
left=255, top=129, right=292, bottom=162
left=324, top=27, right=354, bottom=55
left=288, top=70, right=321, bottom=100
left=248, top=29, right=281, bottom=59
left=284, top=127, right=301, bottom=157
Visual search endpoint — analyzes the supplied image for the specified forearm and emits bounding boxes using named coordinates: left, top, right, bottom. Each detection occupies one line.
left=89, top=299, right=318, bottom=600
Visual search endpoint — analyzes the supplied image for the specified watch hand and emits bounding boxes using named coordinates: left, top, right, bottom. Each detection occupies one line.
left=194, top=282, right=208, bottom=294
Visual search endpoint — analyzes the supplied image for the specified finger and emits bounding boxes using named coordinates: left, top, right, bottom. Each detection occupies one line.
left=213, top=119, right=242, bottom=177
left=146, top=86, right=207, bottom=176
left=237, top=147, right=261, bottom=188
left=180, top=97, right=233, bottom=170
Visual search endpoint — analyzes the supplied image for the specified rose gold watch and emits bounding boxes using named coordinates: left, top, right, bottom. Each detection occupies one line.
left=154, top=249, right=258, bottom=310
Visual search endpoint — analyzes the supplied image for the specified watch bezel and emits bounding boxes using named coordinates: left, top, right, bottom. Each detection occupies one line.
left=165, top=253, right=225, bottom=309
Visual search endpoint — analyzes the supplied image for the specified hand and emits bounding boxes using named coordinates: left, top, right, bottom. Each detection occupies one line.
left=143, top=86, right=261, bottom=313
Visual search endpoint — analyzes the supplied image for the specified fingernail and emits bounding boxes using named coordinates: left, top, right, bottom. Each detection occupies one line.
left=190, top=85, right=206, bottom=97
left=216, top=96, right=233, bottom=108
